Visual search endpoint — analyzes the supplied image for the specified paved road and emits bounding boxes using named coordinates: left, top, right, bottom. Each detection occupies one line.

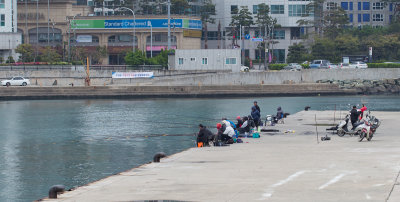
left=45, top=111, right=400, bottom=202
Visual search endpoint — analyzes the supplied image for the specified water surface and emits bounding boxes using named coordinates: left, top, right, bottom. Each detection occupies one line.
left=0, top=95, right=399, bottom=201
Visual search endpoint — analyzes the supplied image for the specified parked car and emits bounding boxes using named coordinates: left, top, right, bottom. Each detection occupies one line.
left=1, top=77, right=31, bottom=86
left=350, top=61, right=368, bottom=69
left=283, top=63, right=302, bottom=71
left=310, top=60, right=330, bottom=69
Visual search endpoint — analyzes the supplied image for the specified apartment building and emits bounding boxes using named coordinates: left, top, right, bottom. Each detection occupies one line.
left=206, top=0, right=315, bottom=63
left=0, top=0, right=21, bottom=62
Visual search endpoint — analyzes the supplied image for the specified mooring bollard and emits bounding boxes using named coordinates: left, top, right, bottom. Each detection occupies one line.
left=49, top=185, right=65, bottom=199
left=153, top=152, right=167, bottom=163
left=305, top=106, right=311, bottom=111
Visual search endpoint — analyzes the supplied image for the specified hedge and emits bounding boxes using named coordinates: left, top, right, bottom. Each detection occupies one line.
left=367, top=63, right=400, bottom=68
left=268, top=64, right=287, bottom=70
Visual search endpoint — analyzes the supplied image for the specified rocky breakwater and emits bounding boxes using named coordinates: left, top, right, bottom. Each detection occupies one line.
left=316, top=78, right=400, bottom=94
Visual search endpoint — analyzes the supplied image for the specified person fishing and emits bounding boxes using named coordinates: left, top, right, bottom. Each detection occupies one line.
left=274, top=106, right=284, bottom=123
left=350, top=105, right=361, bottom=129
left=251, top=106, right=261, bottom=129
left=253, top=101, right=261, bottom=113
left=197, top=124, right=213, bottom=146
left=216, top=123, right=232, bottom=143
left=237, top=116, right=250, bottom=135
left=360, top=104, right=367, bottom=120
left=236, top=116, right=243, bottom=128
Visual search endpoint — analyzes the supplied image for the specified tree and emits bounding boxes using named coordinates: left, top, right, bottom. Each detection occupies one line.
left=230, top=6, right=254, bottom=46
left=382, top=0, right=400, bottom=22
left=73, top=46, right=107, bottom=64
left=200, top=0, right=216, bottom=49
left=255, top=3, right=275, bottom=68
left=6, top=56, right=15, bottom=64
left=39, top=47, right=62, bottom=63
left=171, top=0, right=189, bottom=15
left=287, top=43, right=310, bottom=63
left=124, top=50, right=147, bottom=66
left=15, top=44, right=35, bottom=62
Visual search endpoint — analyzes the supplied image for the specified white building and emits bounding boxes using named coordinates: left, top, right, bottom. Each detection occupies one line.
left=0, top=0, right=21, bottom=62
left=205, top=0, right=315, bottom=63
left=169, top=49, right=241, bottom=72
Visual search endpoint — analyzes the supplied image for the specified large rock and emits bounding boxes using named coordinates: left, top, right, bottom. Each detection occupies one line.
left=386, top=79, right=396, bottom=85
left=375, top=85, right=387, bottom=93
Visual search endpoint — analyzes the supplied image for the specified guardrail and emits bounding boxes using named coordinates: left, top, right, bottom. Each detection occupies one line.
left=0, top=65, right=165, bottom=71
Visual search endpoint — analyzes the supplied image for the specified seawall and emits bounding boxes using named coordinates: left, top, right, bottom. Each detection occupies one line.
left=0, top=84, right=356, bottom=100
left=1, top=68, right=399, bottom=87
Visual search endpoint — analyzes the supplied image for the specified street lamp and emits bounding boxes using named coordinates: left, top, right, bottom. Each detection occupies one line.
left=150, top=23, right=153, bottom=58
left=68, top=14, right=81, bottom=62
left=115, top=7, right=136, bottom=53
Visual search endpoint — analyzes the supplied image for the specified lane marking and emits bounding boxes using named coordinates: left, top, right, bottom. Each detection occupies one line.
left=318, top=171, right=357, bottom=190
left=259, top=170, right=307, bottom=200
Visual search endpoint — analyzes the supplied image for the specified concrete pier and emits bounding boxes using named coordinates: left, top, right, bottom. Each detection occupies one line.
left=43, top=111, right=400, bottom=202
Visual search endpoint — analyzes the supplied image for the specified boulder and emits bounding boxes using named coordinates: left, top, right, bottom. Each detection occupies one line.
left=386, top=79, right=396, bottom=85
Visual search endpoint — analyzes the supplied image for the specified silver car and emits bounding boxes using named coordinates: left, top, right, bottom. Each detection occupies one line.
left=1, top=77, right=31, bottom=86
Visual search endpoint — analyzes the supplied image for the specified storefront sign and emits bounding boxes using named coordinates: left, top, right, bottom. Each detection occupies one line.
left=112, top=72, right=154, bottom=79
left=146, top=46, right=176, bottom=51
left=72, top=19, right=202, bottom=30
left=76, top=35, right=92, bottom=43
left=183, top=30, right=202, bottom=38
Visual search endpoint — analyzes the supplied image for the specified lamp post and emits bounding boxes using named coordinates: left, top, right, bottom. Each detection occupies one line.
left=47, top=0, right=50, bottom=46
left=167, top=0, right=171, bottom=50
left=150, top=23, right=153, bottom=58
left=68, top=14, right=80, bottom=62
left=115, top=7, right=135, bottom=53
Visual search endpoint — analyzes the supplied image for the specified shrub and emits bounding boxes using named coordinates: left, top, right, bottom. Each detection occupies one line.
left=268, top=64, right=287, bottom=70
left=367, top=63, right=400, bottom=68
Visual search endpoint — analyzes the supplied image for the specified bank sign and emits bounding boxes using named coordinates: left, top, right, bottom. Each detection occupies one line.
left=71, top=19, right=202, bottom=30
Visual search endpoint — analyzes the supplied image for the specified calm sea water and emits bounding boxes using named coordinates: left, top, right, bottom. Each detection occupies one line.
left=0, top=95, right=399, bottom=202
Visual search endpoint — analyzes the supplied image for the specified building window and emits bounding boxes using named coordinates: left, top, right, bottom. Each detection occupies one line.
left=190, top=57, right=196, bottom=62
left=363, top=2, right=370, bottom=10
left=231, top=5, right=238, bottom=14
left=349, top=2, right=353, bottom=10
left=390, top=3, right=393, bottom=12
left=0, top=14, right=4, bottom=26
left=326, top=2, right=337, bottom=10
left=372, top=2, right=384, bottom=10
left=226, top=58, right=237, bottom=65
left=341, top=2, right=348, bottom=10
left=253, top=5, right=258, bottom=14
left=349, top=14, right=353, bottom=23
left=289, top=5, right=312, bottom=17
left=0, top=0, right=4, bottom=9
left=373, top=14, right=384, bottom=22
left=271, top=5, right=284, bottom=14
left=358, top=14, right=362, bottom=22
left=202, top=58, right=208, bottom=65
left=363, top=14, right=370, bottom=22
left=358, top=2, right=361, bottom=10
left=178, top=58, right=184, bottom=65
left=273, top=30, right=285, bottom=40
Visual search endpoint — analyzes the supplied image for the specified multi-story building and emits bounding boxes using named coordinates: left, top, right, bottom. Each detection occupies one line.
left=206, top=0, right=315, bottom=64
left=0, top=0, right=21, bottom=62
left=17, top=0, right=202, bottom=65
left=326, top=0, right=396, bottom=27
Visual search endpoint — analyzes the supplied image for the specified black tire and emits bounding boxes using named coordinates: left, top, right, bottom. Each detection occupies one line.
left=359, top=131, right=366, bottom=142
left=337, top=130, right=345, bottom=137
left=22, top=82, right=27, bottom=86
left=6, top=82, right=10, bottom=87
left=367, top=134, right=373, bottom=141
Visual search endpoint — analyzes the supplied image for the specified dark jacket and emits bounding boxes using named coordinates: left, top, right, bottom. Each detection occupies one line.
left=236, top=119, right=243, bottom=128
left=251, top=106, right=261, bottom=121
left=255, top=105, right=261, bottom=113
left=197, top=127, right=213, bottom=143
left=277, top=107, right=283, bottom=119
left=350, top=109, right=360, bottom=123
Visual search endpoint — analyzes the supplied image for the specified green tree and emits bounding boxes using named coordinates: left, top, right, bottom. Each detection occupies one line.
left=39, top=47, right=62, bottom=63
left=6, top=56, right=15, bottom=64
left=200, top=0, right=216, bottom=49
left=230, top=6, right=254, bottom=46
left=171, top=0, right=189, bottom=15
left=73, top=46, right=107, bottom=64
left=124, top=50, right=147, bottom=66
left=15, top=44, right=35, bottom=62
left=287, top=43, right=310, bottom=63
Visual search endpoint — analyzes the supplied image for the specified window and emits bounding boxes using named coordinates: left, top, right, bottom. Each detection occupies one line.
left=271, top=5, right=284, bottom=14
left=390, top=3, right=393, bottom=12
left=372, top=2, right=384, bottom=10
left=349, top=2, right=353, bottom=10
left=226, top=58, right=237, bottom=65
left=341, top=2, right=348, bottom=10
left=390, top=15, right=393, bottom=23
left=0, top=14, right=4, bottom=26
left=178, top=58, right=184, bottom=65
left=273, top=30, right=285, bottom=39
left=358, top=14, right=362, bottom=22
left=363, top=14, right=370, bottom=22
left=373, top=14, right=384, bottom=22
left=289, top=5, right=312, bottom=17
left=0, top=0, right=4, bottom=9
left=358, top=2, right=361, bottom=10
left=253, top=5, right=258, bottom=14
left=326, top=2, right=337, bottom=10
left=190, top=58, right=196, bottom=62
left=363, top=2, right=370, bottom=10
left=349, top=14, right=353, bottom=23
left=231, top=5, right=238, bottom=14
left=202, top=58, right=208, bottom=65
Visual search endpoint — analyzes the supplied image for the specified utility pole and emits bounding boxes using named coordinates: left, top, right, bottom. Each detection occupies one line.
left=47, top=0, right=50, bottom=46
left=35, top=0, right=39, bottom=62
left=167, top=0, right=171, bottom=50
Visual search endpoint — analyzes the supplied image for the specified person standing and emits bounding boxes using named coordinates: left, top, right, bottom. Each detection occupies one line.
left=350, top=105, right=360, bottom=129
left=254, top=101, right=261, bottom=113
left=360, top=104, right=367, bottom=120
left=251, top=106, right=261, bottom=129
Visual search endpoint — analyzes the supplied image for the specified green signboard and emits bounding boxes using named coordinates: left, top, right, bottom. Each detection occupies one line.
left=71, top=20, right=105, bottom=29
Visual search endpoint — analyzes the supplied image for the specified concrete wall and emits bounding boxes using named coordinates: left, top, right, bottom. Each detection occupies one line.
left=0, top=68, right=399, bottom=86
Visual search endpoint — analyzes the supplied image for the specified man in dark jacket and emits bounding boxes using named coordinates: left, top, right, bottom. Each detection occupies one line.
left=251, top=106, right=261, bottom=128
left=350, top=106, right=360, bottom=128
left=197, top=124, right=213, bottom=146
left=254, top=101, right=261, bottom=113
